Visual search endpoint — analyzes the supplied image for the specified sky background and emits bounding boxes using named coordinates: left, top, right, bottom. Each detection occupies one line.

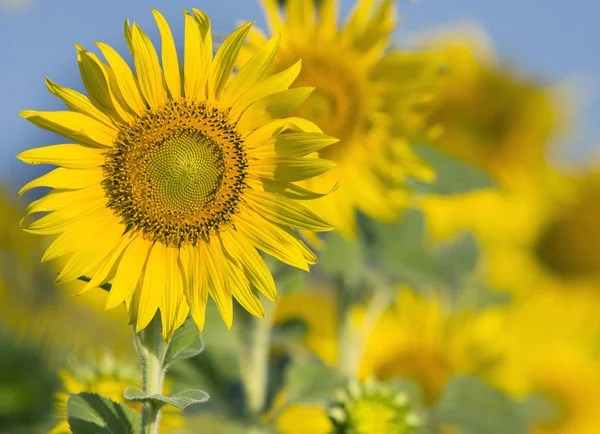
left=0, top=0, right=598, bottom=191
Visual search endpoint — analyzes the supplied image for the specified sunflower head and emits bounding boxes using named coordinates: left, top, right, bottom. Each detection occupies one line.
left=240, top=0, right=442, bottom=237
left=359, top=288, right=501, bottom=404
left=415, top=27, right=561, bottom=188
left=534, top=171, right=600, bottom=282
left=17, top=9, right=336, bottom=339
left=50, top=355, right=183, bottom=433
left=488, top=290, right=600, bottom=434
left=328, top=379, right=422, bottom=434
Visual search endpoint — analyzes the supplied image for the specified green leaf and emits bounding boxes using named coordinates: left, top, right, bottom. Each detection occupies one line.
left=433, top=376, right=528, bottom=434
left=407, top=145, right=496, bottom=196
left=319, top=231, right=365, bottom=285
left=285, top=356, right=347, bottom=403
left=123, top=387, right=209, bottom=410
left=163, top=317, right=204, bottom=369
left=434, top=232, right=480, bottom=300
left=67, top=392, right=140, bottom=434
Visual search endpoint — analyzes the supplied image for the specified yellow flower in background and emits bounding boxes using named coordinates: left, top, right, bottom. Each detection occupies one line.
left=50, top=356, right=183, bottom=433
left=17, top=9, right=335, bottom=339
left=487, top=290, right=600, bottom=434
left=358, top=289, right=500, bottom=404
left=275, top=287, right=498, bottom=404
left=0, top=192, right=132, bottom=357
left=242, top=0, right=440, bottom=237
left=414, top=27, right=562, bottom=188
left=411, top=28, right=570, bottom=297
left=275, top=401, right=333, bottom=434
left=274, top=288, right=339, bottom=366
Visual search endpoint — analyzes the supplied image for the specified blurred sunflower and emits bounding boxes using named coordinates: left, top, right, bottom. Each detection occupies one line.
left=18, top=9, right=336, bottom=339
left=488, top=290, right=600, bottom=434
left=50, top=355, right=183, bottom=433
left=410, top=28, right=570, bottom=297
left=275, top=287, right=499, bottom=404
left=241, top=0, right=440, bottom=237
left=412, top=27, right=562, bottom=188
left=0, top=192, right=132, bottom=357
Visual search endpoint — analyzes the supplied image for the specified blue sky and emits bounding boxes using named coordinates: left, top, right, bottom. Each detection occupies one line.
left=1, top=0, right=598, bottom=189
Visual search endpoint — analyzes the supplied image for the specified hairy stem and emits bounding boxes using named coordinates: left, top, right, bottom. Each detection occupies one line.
left=134, top=314, right=167, bottom=434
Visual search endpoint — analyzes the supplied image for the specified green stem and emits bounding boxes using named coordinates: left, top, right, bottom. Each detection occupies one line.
left=338, top=275, right=394, bottom=378
left=240, top=300, right=277, bottom=429
left=134, top=314, right=167, bottom=434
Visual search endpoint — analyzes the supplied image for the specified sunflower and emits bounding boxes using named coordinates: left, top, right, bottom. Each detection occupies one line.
left=240, top=0, right=440, bottom=237
left=50, top=355, right=183, bottom=433
left=487, top=290, right=600, bottom=434
left=411, top=26, right=561, bottom=189
left=275, top=287, right=499, bottom=404
left=17, top=9, right=336, bottom=339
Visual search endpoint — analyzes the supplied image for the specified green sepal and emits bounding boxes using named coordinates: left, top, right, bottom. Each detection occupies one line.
left=123, top=387, right=209, bottom=410
left=67, top=392, right=140, bottom=434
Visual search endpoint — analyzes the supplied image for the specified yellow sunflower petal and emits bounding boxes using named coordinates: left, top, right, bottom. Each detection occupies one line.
left=22, top=196, right=106, bottom=235
left=80, top=233, right=136, bottom=294
left=245, top=117, right=323, bottom=149
left=231, top=60, right=302, bottom=119
left=160, top=248, right=189, bottom=341
left=23, top=186, right=103, bottom=217
left=16, top=144, right=105, bottom=169
left=131, top=23, right=167, bottom=109
left=235, top=209, right=310, bottom=271
left=208, top=21, right=254, bottom=101
left=288, top=0, right=315, bottom=31
left=260, top=0, right=282, bottom=32
left=151, top=9, right=181, bottom=99
left=316, top=0, right=338, bottom=40
left=220, top=231, right=277, bottom=301
left=18, top=167, right=103, bottom=196
left=250, top=156, right=336, bottom=182
left=95, top=42, right=146, bottom=114
left=182, top=245, right=209, bottom=330
left=246, top=189, right=333, bottom=231
left=41, top=209, right=115, bottom=263
left=201, top=240, right=233, bottom=329
left=106, top=237, right=152, bottom=310
left=19, top=110, right=117, bottom=148
left=183, top=10, right=206, bottom=100
left=76, top=46, right=132, bottom=124
left=237, top=87, right=314, bottom=132
left=220, top=34, right=280, bottom=109
left=45, top=78, right=114, bottom=127
left=55, top=219, right=124, bottom=284
left=135, top=242, right=167, bottom=331
left=270, top=132, right=339, bottom=157
left=218, top=236, right=264, bottom=319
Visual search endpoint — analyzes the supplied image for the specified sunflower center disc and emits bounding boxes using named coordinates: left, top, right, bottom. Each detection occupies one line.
left=103, top=99, right=248, bottom=247
left=147, top=131, right=225, bottom=214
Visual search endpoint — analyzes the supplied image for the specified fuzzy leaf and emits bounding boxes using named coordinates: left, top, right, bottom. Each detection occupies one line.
left=123, top=387, right=209, bottom=410
left=67, top=392, right=140, bottom=434
left=433, top=376, right=528, bottom=434
left=163, top=316, right=204, bottom=369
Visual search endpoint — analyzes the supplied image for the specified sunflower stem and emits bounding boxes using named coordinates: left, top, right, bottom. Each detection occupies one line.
left=134, top=313, right=167, bottom=434
left=240, top=300, right=277, bottom=428
left=338, top=274, right=394, bottom=377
